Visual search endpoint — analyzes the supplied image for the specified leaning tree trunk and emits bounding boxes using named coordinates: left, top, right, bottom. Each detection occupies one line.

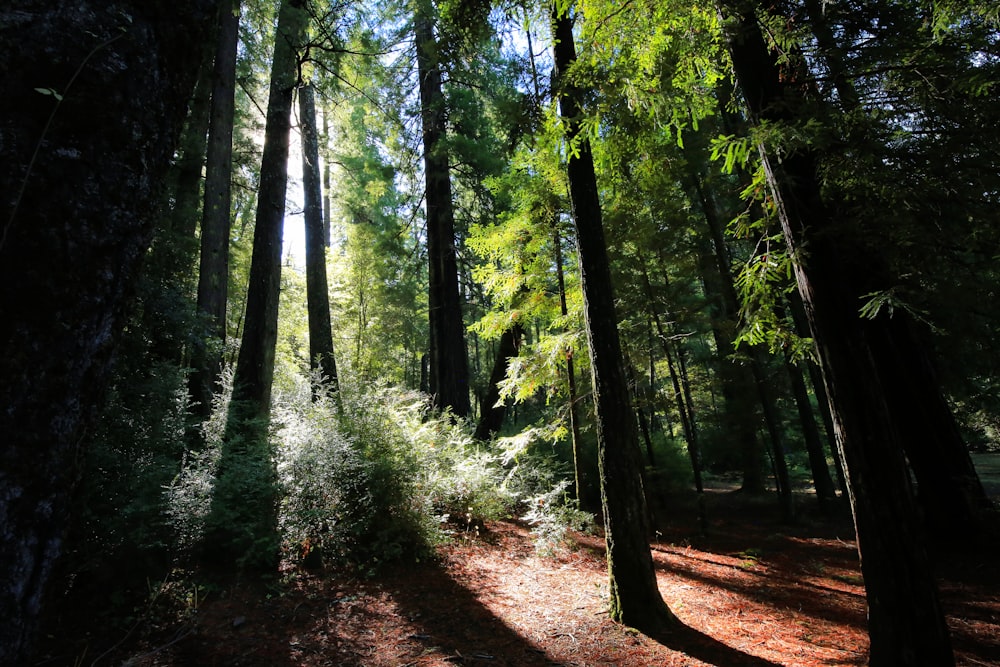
left=190, top=0, right=242, bottom=424
left=721, top=3, right=954, bottom=663
left=415, top=0, right=470, bottom=418
left=0, top=2, right=214, bottom=662
left=552, top=5, right=675, bottom=632
left=300, top=81, right=339, bottom=391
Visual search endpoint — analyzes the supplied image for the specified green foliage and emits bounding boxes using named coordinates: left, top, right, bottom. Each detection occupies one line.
left=275, top=385, right=488, bottom=571
left=523, top=481, right=595, bottom=557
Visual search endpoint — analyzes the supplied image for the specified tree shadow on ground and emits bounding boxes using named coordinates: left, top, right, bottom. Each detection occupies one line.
left=641, top=621, right=787, bottom=667
left=293, top=563, right=557, bottom=667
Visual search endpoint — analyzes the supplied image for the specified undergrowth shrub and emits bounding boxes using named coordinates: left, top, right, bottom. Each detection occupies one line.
left=523, top=480, right=595, bottom=556
left=276, top=384, right=584, bottom=571
left=277, top=385, right=443, bottom=573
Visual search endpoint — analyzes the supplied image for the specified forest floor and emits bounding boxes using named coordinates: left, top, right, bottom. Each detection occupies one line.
left=36, top=467, right=1000, bottom=667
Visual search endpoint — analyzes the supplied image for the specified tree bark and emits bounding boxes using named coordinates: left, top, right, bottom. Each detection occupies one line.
left=230, top=0, right=307, bottom=420
left=415, top=0, right=470, bottom=418
left=0, top=1, right=214, bottom=661
left=203, top=0, right=308, bottom=573
left=552, top=6, right=675, bottom=631
left=300, top=82, right=339, bottom=391
left=190, top=0, right=241, bottom=423
left=721, top=3, right=955, bottom=663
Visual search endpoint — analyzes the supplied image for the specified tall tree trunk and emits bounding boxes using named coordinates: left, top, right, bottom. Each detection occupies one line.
left=721, top=4, right=954, bottom=663
left=229, top=0, right=306, bottom=421
left=204, top=0, right=308, bottom=573
left=415, top=0, right=470, bottom=418
left=322, top=107, right=332, bottom=247
left=552, top=6, right=675, bottom=631
left=190, top=0, right=241, bottom=424
left=300, top=82, right=339, bottom=391
left=0, top=2, right=214, bottom=661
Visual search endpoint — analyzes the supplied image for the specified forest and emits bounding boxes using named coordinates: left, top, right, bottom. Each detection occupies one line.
left=1, top=0, right=999, bottom=665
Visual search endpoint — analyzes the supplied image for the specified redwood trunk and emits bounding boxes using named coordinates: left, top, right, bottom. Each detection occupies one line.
left=552, top=7, right=674, bottom=631
left=722, top=4, right=954, bottom=663
left=300, top=82, right=339, bottom=390
left=0, top=2, right=214, bottom=660
left=191, top=0, right=241, bottom=422
left=415, top=2, right=470, bottom=417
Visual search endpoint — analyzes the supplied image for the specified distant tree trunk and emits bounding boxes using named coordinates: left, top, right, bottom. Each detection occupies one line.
left=790, top=290, right=849, bottom=496
left=748, top=348, right=795, bottom=521
left=626, top=358, right=656, bottom=467
left=170, top=43, right=215, bottom=242
left=190, top=0, right=241, bottom=424
left=415, top=0, right=470, bottom=418
left=552, top=6, right=675, bottom=632
left=0, top=2, right=214, bottom=661
left=692, top=212, right=765, bottom=494
left=553, top=223, right=586, bottom=502
left=300, top=82, right=339, bottom=391
left=474, top=324, right=523, bottom=440
left=203, top=0, right=308, bottom=573
left=784, top=353, right=839, bottom=511
left=722, top=4, right=955, bottom=663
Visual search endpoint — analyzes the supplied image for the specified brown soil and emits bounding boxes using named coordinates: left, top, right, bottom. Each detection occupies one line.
left=34, top=489, right=1000, bottom=666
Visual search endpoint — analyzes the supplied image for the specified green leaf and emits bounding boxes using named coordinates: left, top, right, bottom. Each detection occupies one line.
left=35, top=87, right=64, bottom=101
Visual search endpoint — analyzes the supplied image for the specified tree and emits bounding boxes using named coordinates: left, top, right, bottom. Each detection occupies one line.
left=202, top=0, right=309, bottom=572
left=228, top=0, right=308, bottom=423
left=415, top=0, right=471, bottom=418
left=299, top=81, right=339, bottom=390
left=720, top=2, right=955, bottom=662
left=0, top=1, right=215, bottom=660
left=551, top=4, right=675, bottom=631
left=190, top=0, right=242, bottom=424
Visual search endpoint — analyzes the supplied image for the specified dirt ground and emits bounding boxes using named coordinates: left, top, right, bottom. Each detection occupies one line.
left=34, top=484, right=1000, bottom=667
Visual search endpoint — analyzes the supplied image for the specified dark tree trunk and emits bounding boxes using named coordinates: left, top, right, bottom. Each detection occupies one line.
left=0, top=2, right=214, bottom=661
left=190, top=0, right=241, bottom=424
left=722, top=4, right=955, bottom=663
left=552, top=7, right=675, bottom=631
left=795, top=0, right=990, bottom=539
left=415, top=1, right=470, bottom=418
left=748, top=348, right=795, bottom=521
left=203, top=0, right=308, bottom=573
left=229, top=0, right=306, bottom=420
left=299, top=82, right=339, bottom=391
left=474, top=324, right=523, bottom=440
left=690, top=183, right=766, bottom=493
left=784, top=354, right=839, bottom=511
